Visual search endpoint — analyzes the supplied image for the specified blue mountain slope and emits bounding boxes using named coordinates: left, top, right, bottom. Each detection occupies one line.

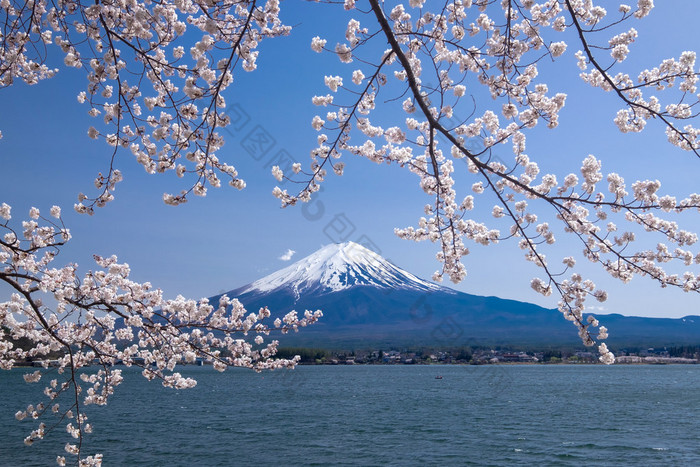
left=211, top=242, right=700, bottom=348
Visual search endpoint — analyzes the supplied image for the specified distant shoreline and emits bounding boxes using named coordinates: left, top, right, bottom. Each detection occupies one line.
left=293, top=360, right=699, bottom=366
left=12, top=360, right=698, bottom=369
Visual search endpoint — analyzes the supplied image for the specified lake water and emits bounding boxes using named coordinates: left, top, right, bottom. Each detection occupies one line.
left=1, top=365, right=699, bottom=466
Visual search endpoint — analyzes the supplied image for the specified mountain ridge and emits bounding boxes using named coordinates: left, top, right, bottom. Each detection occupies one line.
left=213, top=242, right=700, bottom=348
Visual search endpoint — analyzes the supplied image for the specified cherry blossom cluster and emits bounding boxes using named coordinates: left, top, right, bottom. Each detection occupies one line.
left=0, top=0, right=289, bottom=212
left=272, top=0, right=700, bottom=362
left=1, top=204, right=321, bottom=463
left=569, top=1, right=699, bottom=153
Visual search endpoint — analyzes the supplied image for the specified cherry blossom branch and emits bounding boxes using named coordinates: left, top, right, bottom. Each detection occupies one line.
left=272, top=1, right=699, bottom=367
left=564, top=0, right=699, bottom=156
left=1, top=204, right=321, bottom=462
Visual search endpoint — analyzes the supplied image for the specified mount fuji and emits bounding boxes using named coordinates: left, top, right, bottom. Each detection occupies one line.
left=212, top=242, right=700, bottom=348
left=236, top=242, right=448, bottom=298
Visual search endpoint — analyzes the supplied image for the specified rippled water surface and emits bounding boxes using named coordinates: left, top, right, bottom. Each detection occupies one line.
left=1, top=364, right=699, bottom=466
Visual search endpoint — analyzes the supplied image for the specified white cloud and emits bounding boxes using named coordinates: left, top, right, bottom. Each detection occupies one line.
left=278, top=249, right=296, bottom=261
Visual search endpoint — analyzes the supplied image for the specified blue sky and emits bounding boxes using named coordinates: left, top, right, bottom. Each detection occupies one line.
left=1, top=1, right=699, bottom=320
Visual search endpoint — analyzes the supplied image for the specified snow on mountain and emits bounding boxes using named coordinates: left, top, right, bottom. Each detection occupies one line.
left=237, top=242, right=450, bottom=298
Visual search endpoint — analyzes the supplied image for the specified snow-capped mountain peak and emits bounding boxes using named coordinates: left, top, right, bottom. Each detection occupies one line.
left=238, top=242, right=447, bottom=297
